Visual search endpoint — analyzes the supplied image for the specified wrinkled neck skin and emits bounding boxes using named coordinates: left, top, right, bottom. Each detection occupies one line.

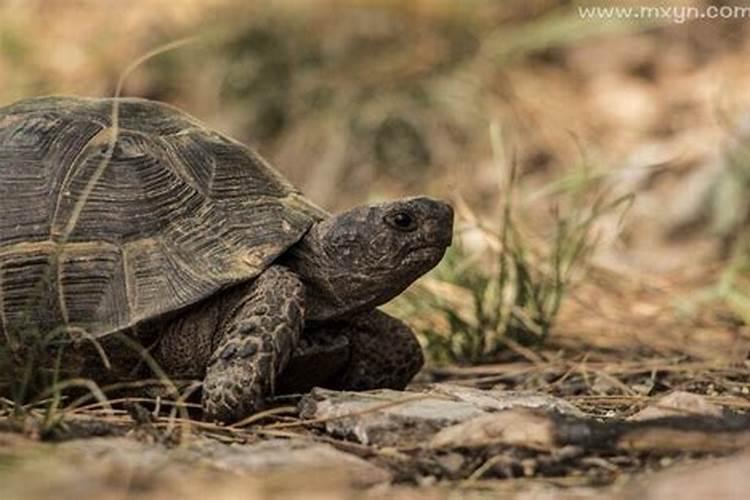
left=281, top=226, right=391, bottom=322
left=280, top=196, right=453, bottom=322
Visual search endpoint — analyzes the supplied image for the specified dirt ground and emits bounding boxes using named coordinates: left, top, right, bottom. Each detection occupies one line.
left=1, top=0, right=750, bottom=498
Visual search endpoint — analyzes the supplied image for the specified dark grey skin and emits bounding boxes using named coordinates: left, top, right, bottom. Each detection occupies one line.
left=154, top=197, right=453, bottom=422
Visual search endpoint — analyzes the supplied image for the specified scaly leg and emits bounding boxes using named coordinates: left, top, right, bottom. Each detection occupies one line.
left=158, top=265, right=304, bottom=423
left=303, top=309, right=424, bottom=391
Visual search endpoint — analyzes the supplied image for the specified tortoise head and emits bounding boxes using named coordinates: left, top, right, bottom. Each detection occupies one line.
left=286, top=196, right=453, bottom=321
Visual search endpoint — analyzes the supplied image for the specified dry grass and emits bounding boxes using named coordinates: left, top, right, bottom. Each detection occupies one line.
left=393, top=128, right=633, bottom=365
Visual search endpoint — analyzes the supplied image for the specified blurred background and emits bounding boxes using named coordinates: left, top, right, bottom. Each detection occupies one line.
left=3, top=0, right=750, bottom=364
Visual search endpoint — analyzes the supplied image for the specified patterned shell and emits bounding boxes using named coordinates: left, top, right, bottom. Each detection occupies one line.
left=0, top=96, right=325, bottom=339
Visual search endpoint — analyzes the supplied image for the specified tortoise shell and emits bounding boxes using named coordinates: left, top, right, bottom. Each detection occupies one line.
left=0, top=96, right=325, bottom=339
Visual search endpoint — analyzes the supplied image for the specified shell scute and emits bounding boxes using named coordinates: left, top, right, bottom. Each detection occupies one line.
left=0, top=96, right=324, bottom=338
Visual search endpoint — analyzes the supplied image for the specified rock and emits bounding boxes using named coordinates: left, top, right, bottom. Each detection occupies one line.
left=627, top=451, right=750, bottom=500
left=58, top=436, right=178, bottom=470
left=430, top=384, right=585, bottom=417
left=434, top=452, right=466, bottom=475
left=203, top=438, right=391, bottom=487
left=430, top=409, right=557, bottom=450
left=2, top=435, right=371, bottom=500
left=299, top=388, right=486, bottom=447
left=628, top=391, right=723, bottom=421
left=57, top=436, right=390, bottom=488
left=299, top=385, right=584, bottom=447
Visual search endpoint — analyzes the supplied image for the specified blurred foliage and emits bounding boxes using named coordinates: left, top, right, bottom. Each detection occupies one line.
left=690, top=116, right=750, bottom=325
left=87, top=0, right=657, bottom=205
left=394, top=126, right=633, bottom=365
left=2, top=0, right=750, bottom=369
left=712, top=115, right=750, bottom=250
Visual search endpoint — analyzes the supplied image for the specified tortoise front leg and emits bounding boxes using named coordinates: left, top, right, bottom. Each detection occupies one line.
left=307, top=309, right=424, bottom=391
left=200, top=266, right=305, bottom=422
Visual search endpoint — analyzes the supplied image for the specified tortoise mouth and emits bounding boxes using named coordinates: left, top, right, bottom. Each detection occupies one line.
left=401, top=244, right=448, bottom=267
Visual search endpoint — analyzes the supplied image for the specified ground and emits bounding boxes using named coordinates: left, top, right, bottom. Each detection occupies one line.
left=1, top=1, right=750, bottom=498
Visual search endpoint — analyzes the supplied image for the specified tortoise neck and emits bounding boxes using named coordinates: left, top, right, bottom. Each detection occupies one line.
left=281, top=226, right=375, bottom=322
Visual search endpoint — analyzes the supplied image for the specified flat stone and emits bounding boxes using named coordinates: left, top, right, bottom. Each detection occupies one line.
left=203, top=438, right=391, bottom=487
left=58, top=436, right=177, bottom=470
left=299, top=385, right=584, bottom=448
left=430, top=384, right=585, bottom=417
left=628, top=391, right=723, bottom=421
left=2, top=435, right=379, bottom=499
left=57, top=435, right=390, bottom=488
left=299, top=388, right=486, bottom=447
left=430, top=409, right=557, bottom=450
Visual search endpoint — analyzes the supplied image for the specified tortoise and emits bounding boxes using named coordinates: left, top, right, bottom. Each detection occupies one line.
left=0, top=96, right=453, bottom=422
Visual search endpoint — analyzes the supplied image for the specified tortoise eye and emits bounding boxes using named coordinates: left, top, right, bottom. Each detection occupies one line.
left=385, top=211, right=418, bottom=232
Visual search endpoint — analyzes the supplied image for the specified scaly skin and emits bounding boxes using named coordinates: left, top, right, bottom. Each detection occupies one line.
left=155, top=270, right=423, bottom=421
left=154, top=197, right=452, bottom=423
left=157, top=266, right=304, bottom=422
left=203, top=266, right=305, bottom=422
left=277, top=310, right=424, bottom=394
left=319, top=310, right=424, bottom=391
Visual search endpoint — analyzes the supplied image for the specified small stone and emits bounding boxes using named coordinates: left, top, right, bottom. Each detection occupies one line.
left=435, top=452, right=465, bottom=475
left=521, top=458, right=536, bottom=477
left=631, top=383, right=654, bottom=395
left=417, top=475, right=437, bottom=487
left=430, top=409, right=557, bottom=450
left=591, top=376, right=619, bottom=395
left=629, top=391, right=723, bottom=421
